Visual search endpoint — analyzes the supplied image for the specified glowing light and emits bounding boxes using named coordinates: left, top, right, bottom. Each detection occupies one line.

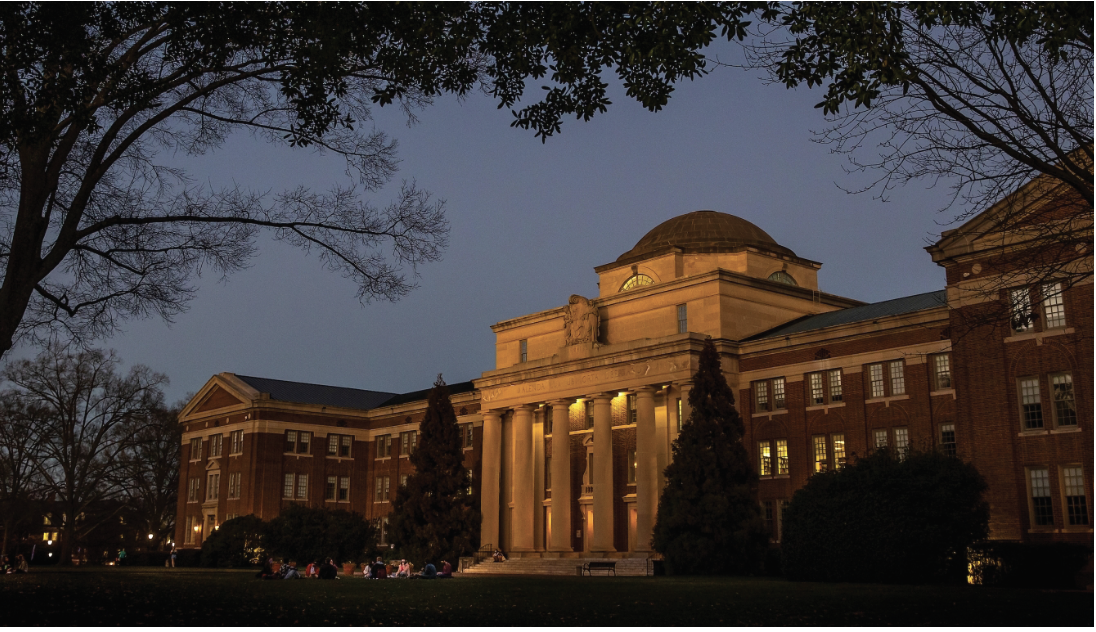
left=148, top=533, right=154, bottom=540
left=47, top=540, right=52, bottom=545
left=48, top=552, right=53, bottom=557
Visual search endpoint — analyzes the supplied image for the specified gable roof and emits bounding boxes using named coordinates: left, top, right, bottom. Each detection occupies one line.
left=745, top=290, right=947, bottom=341
left=235, top=375, right=397, bottom=411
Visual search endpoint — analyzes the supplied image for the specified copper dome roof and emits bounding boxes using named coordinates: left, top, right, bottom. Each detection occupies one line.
left=616, top=210, right=796, bottom=263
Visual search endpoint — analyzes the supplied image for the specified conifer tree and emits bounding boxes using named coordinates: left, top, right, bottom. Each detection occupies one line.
left=389, top=376, right=480, bottom=567
left=652, top=339, right=767, bottom=574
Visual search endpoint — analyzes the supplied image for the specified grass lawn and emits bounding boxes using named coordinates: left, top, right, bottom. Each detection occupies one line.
left=1, top=566, right=1091, bottom=626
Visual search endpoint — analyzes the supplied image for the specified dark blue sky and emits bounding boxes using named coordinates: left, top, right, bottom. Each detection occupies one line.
left=55, top=55, right=957, bottom=403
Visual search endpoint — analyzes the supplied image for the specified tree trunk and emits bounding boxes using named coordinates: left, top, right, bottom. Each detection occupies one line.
left=58, top=522, right=76, bottom=566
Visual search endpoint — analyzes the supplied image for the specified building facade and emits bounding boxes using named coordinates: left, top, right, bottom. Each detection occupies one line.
left=177, top=191, right=1092, bottom=555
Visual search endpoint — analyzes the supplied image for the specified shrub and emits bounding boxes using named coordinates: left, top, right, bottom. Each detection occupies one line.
left=200, top=515, right=266, bottom=568
left=968, top=541, right=1093, bottom=589
left=263, top=504, right=377, bottom=565
left=782, top=448, right=988, bottom=584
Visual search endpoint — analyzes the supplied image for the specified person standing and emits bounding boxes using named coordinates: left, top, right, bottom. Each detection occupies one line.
left=170, top=547, right=177, bottom=568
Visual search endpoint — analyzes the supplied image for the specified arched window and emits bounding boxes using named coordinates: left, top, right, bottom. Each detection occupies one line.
left=619, top=274, right=654, bottom=292
left=768, top=271, right=797, bottom=286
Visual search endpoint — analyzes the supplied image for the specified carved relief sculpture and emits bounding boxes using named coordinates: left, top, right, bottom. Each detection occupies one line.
left=564, top=294, right=600, bottom=346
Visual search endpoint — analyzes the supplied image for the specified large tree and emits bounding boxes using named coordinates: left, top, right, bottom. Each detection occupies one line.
left=0, top=391, right=48, bottom=556
left=117, top=398, right=183, bottom=550
left=0, top=2, right=761, bottom=359
left=1, top=344, right=166, bottom=564
left=745, top=2, right=1092, bottom=316
left=652, top=339, right=767, bottom=575
left=388, top=376, right=479, bottom=567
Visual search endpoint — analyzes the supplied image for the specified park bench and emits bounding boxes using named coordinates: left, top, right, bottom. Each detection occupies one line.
left=581, top=561, right=616, bottom=576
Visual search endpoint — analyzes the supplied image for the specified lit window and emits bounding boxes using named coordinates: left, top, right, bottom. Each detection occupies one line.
left=868, top=364, right=886, bottom=399
left=932, top=353, right=952, bottom=390
left=1018, top=377, right=1043, bottom=430
left=339, top=477, right=350, bottom=502
left=874, top=429, right=888, bottom=450
left=325, top=476, right=337, bottom=501
left=767, top=271, right=797, bottom=286
left=619, top=274, right=654, bottom=292
left=677, top=398, right=683, bottom=431
left=759, top=440, right=772, bottom=476
left=677, top=304, right=688, bottom=334
left=1041, top=283, right=1065, bottom=329
left=1029, top=468, right=1052, bottom=526
left=776, top=439, right=789, bottom=475
left=889, top=361, right=906, bottom=395
left=1010, top=288, right=1034, bottom=332
left=812, top=435, right=827, bottom=473
left=1050, top=373, right=1076, bottom=428
left=209, top=434, right=222, bottom=458
left=809, top=373, right=824, bottom=405
left=296, top=474, right=308, bottom=499
left=520, top=339, right=528, bottom=363
left=894, top=427, right=909, bottom=460
left=206, top=473, right=219, bottom=501
left=627, top=448, right=637, bottom=484
left=940, top=423, right=956, bottom=457
left=832, top=434, right=845, bottom=469
left=1063, top=466, right=1088, bottom=526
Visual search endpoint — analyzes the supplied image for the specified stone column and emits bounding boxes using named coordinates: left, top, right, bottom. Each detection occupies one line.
left=591, top=394, right=616, bottom=553
left=549, top=400, right=573, bottom=552
left=480, top=410, right=503, bottom=551
left=634, top=387, right=656, bottom=552
left=511, top=405, right=535, bottom=552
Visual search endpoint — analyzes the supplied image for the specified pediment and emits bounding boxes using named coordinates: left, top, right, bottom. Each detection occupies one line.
left=179, top=373, right=260, bottom=422
left=193, top=385, right=245, bottom=413
left=205, top=459, right=220, bottom=471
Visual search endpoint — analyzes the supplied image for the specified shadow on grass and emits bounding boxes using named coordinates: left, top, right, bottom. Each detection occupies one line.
left=2, top=567, right=1091, bottom=626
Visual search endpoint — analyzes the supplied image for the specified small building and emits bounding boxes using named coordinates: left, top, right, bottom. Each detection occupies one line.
left=177, top=182, right=1092, bottom=556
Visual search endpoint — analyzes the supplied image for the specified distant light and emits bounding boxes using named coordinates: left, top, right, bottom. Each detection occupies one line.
left=48, top=552, right=52, bottom=557
left=148, top=533, right=154, bottom=540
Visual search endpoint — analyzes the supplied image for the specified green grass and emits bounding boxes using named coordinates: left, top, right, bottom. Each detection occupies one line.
left=1, top=566, right=1090, bottom=626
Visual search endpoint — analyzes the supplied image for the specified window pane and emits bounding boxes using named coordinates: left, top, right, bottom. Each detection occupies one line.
left=874, top=429, right=888, bottom=449
left=285, top=430, right=296, bottom=453
left=933, top=354, right=952, bottom=390
left=1011, top=288, right=1033, bottom=331
left=832, top=434, right=845, bottom=469
left=1019, top=377, right=1043, bottom=430
left=940, top=423, right=956, bottom=458
left=628, top=395, right=637, bottom=425
left=772, top=378, right=786, bottom=410
left=776, top=439, right=789, bottom=475
left=298, top=432, right=310, bottom=453
left=828, top=370, right=843, bottom=402
left=1030, top=469, right=1053, bottom=526
left=677, top=304, right=688, bottom=334
left=339, top=477, right=349, bottom=501
left=889, top=361, right=906, bottom=395
left=328, top=435, right=339, bottom=455
left=1051, top=373, right=1077, bottom=427
left=284, top=474, right=294, bottom=499
left=1042, top=283, right=1065, bottom=329
left=340, top=435, right=352, bottom=457
left=894, top=427, right=909, bottom=460
left=812, top=435, right=827, bottom=473
left=869, top=364, right=885, bottom=398
left=759, top=441, right=771, bottom=476
left=296, top=473, right=308, bottom=499
left=585, top=401, right=594, bottom=429
left=809, top=373, right=824, bottom=405
left=754, top=382, right=769, bottom=412
left=326, top=476, right=336, bottom=500
left=1063, top=467, right=1088, bottom=526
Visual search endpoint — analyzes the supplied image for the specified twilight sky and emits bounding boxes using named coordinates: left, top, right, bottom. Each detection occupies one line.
left=30, top=46, right=959, bottom=404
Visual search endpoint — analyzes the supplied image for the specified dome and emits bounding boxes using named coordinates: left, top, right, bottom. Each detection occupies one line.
left=616, top=210, right=796, bottom=263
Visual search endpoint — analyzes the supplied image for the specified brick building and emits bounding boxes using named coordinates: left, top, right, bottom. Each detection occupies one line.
left=176, top=181, right=1092, bottom=555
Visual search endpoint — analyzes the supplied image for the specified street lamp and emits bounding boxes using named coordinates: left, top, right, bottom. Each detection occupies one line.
left=148, top=533, right=154, bottom=540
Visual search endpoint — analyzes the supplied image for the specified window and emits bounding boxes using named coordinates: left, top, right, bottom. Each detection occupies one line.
left=520, top=339, right=528, bottom=363
left=1062, top=466, right=1088, bottom=526
left=1010, top=287, right=1034, bottom=332
left=190, top=438, right=202, bottom=461
left=931, top=353, right=952, bottom=390
left=284, top=430, right=310, bottom=454
left=339, top=476, right=350, bottom=502
left=230, top=430, right=244, bottom=455
left=620, top=274, right=654, bottom=292
left=940, top=423, right=956, bottom=457
left=461, top=423, right=474, bottom=448
left=627, top=448, right=637, bottom=484
left=328, top=435, right=339, bottom=455
left=1029, top=468, right=1053, bottom=526
left=627, top=394, right=637, bottom=424
left=677, top=304, right=688, bottom=334
left=776, top=439, right=789, bottom=475
left=1050, top=373, right=1077, bottom=428
left=325, top=476, right=337, bottom=501
left=832, top=434, right=846, bottom=469
left=543, top=405, right=553, bottom=435
left=759, top=441, right=772, bottom=476
left=296, top=473, right=308, bottom=499
left=585, top=400, right=594, bottom=430
left=209, top=434, right=222, bottom=458
left=375, top=475, right=391, bottom=502
left=400, top=431, right=417, bottom=456
left=894, top=427, right=909, bottom=460
left=545, top=456, right=552, bottom=490
left=874, top=429, right=888, bottom=450
left=1018, top=377, right=1043, bottom=430
left=283, top=473, right=294, bottom=499
left=677, top=399, right=683, bottom=431
left=328, top=434, right=352, bottom=457
left=753, top=377, right=786, bottom=412
left=376, top=434, right=391, bottom=458
left=807, top=370, right=843, bottom=405
left=812, top=435, right=827, bottom=473
left=228, top=472, right=241, bottom=499
left=1042, top=283, right=1066, bottom=329
left=866, top=361, right=905, bottom=398
left=768, top=271, right=797, bottom=286
left=187, top=477, right=200, bottom=503
left=185, top=515, right=200, bottom=545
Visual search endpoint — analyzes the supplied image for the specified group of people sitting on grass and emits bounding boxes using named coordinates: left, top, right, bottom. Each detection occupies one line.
left=259, top=556, right=453, bottom=580
left=2, top=555, right=30, bottom=574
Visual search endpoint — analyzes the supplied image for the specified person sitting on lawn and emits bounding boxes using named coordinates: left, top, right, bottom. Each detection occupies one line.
left=416, top=562, right=437, bottom=579
left=15, top=554, right=29, bottom=574
left=369, top=557, right=386, bottom=579
left=396, top=560, right=410, bottom=578
left=318, top=558, right=339, bottom=580
left=438, top=560, right=453, bottom=578
left=281, top=560, right=301, bottom=579
left=305, top=560, right=319, bottom=578
left=1, top=555, right=12, bottom=574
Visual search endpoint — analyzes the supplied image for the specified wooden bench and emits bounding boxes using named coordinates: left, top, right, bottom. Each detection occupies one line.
left=581, top=561, right=616, bottom=576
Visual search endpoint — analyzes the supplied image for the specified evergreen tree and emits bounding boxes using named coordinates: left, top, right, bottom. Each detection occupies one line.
left=389, top=376, right=480, bottom=567
left=652, top=339, right=768, bottom=574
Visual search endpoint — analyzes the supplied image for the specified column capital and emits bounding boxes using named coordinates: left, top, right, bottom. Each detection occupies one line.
left=547, top=398, right=574, bottom=407
left=586, top=392, right=615, bottom=402
left=482, top=409, right=504, bottom=420
left=513, top=404, right=535, bottom=413
left=634, top=385, right=657, bottom=395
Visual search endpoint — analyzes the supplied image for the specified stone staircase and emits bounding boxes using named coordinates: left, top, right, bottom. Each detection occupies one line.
left=461, top=556, right=651, bottom=577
